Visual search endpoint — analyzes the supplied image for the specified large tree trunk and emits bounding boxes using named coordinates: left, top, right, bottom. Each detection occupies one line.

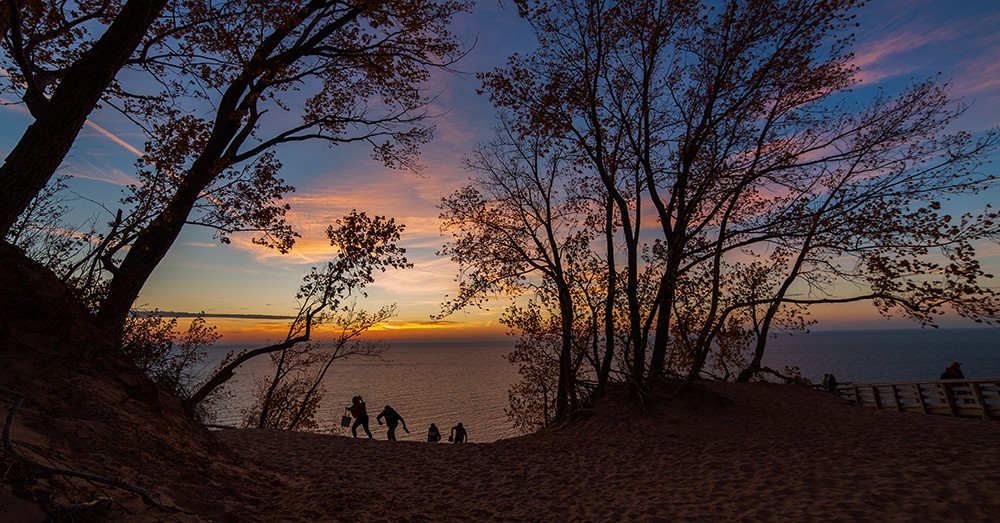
left=646, top=258, right=680, bottom=384
left=96, top=156, right=222, bottom=344
left=554, top=280, right=575, bottom=421
left=95, top=49, right=255, bottom=343
left=596, top=195, right=617, bottom=395
left=0, top=0, right=168, bottom=235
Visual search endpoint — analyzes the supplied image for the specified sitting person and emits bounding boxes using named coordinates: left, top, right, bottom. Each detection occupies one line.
left=940, top=361, right=964, bottom=380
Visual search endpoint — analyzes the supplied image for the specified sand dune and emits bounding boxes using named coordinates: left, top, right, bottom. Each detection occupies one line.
left=3, top=245, right=999, bottom=521
left=212, top=382, right=1000, bottom=521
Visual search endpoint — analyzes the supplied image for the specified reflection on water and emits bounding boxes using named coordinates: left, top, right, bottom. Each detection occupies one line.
left=200, top=340, right=521, bottom=442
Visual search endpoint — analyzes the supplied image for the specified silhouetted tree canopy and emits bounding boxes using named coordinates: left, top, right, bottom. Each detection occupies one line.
left=444, top=0, right=999, bottom=425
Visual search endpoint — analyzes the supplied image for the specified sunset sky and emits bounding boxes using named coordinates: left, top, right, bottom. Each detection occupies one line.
left=2, top=0, right=999, bottom=344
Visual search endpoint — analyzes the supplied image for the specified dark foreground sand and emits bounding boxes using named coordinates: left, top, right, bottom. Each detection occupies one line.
left=4, top=365, right=1000, bottom=521
left=210, top=382, right=1000, bottom=521
left=2, top=245, right=999, bottom=521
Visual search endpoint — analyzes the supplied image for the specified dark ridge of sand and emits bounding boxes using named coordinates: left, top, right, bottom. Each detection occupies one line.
left=3, top=243, right=999, bottom=521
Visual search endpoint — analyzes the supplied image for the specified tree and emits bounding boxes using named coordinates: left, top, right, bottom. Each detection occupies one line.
left=244, top=303, right=395, bottom=431
left=2, top=1, right=468, bottom=348
left=120, top=309, right=221, bottom=419
left=728, top=82, right=1000, bottom=381
left=0, top=0, right=170, bottom=234
left=185, top=210, right=411, bottom=411
left=501, top=301, right=562, bottom=432
left=479, top=0, right=999, bottom=398
left=439, top=121, right=597, bottom=420
left=87, top=0, right=468, bottom=345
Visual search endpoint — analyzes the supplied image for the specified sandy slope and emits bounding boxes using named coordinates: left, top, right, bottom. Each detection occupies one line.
left=3, top=244, right=999, bottom=521
left=213, top=382, right=1000, bottom=521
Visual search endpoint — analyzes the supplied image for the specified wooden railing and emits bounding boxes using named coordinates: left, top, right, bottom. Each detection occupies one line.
left=834, top=378, right=1000, bottom=421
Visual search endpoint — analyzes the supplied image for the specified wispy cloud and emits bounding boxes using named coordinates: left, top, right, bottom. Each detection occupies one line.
left=851, top=26, right=955, bottom=84
left=64, top=165, right=139, bottom=186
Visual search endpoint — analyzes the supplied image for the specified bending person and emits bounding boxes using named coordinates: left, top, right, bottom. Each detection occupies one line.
left=427, top=423, right=442, bottom=443
left=376, top=405, right=409, bottom=441
left=450, top=422, right=468, bottom=443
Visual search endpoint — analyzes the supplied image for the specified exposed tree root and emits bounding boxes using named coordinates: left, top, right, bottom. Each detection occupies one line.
left=0, top=385, right=188, bottom=515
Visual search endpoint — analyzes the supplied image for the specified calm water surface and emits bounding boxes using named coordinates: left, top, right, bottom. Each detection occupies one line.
left=201, top=328, right=999, bottom=441
left=763, top=328, right=1000, bottom=384
left=202, top=340, right=520, bottom=442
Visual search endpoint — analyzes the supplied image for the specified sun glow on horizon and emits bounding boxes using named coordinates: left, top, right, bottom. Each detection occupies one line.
left=2, top=1, right=997, bottom=340
left=194, top=315, right=506, bottom=345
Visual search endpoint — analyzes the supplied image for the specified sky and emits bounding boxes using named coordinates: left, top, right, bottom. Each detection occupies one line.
left=2, top=0, right=999, bottom=345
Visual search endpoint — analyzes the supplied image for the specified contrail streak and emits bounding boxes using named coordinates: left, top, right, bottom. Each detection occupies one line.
left=0, top=66, right=317, bottom=263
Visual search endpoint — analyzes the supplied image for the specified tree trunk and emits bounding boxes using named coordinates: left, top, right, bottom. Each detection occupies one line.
left=646, top=258, right=680, bottom=384
left=554, top=279, right=575, bottom=421
left=256, top=348, right=291, bottom=428
left=738, top=205, right=825, bottom=382
left=625, top=236, right=645, bottom=394
left=736, top=336, right=768, bottom=383
left=597, top=194, right=617, bottom=395
left=96, top=70, right=249, bottom=343
left=0, top=1, right=23, bottom=43
left=96, top=171, right=210, bottom=343
left=0, top=0, right=168, bottom=235
left=184, top=337, right=306, bottom=410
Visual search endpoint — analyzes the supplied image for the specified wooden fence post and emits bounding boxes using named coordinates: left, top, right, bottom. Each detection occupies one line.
left=971, top=382, right=991, bottom=421
left=943, top=382, right=958, bottom=417
left=914, top=384, right=928, bottom=415
left=872, top=386, right=882, bottom=409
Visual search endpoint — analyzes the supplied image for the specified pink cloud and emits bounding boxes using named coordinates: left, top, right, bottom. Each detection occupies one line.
left=851, top=26, right=955, bottom=85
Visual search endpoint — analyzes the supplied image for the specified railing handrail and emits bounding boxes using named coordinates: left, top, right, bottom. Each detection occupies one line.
left=835, top=377, right=1000, bottom=388
left=831, top=377, right=1000, bottom=422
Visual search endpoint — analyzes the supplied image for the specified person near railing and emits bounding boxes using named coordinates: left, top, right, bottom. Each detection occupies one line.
left=940, top=362, right=973, bottom=405
left=940, top=362, right=964, bottom=380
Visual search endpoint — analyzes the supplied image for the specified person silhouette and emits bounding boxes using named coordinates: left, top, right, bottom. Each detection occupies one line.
left=449, top=422, right=468, bottom=444
left=940, top=361, right=964, bottom=380
left=941, top=362, right=972, bottom=404
left=427, top=423, right=442, bottom=443
left=346, top=395, right=372, bottom=438
left=376, top=405, right=409, bottom=441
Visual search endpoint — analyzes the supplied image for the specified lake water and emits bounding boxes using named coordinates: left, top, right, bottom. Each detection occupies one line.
left=201, top=340, right=522, bottom=442
left=763, top=328, right=1000, bottom=384
left=200, top=328, right=1000, bottom=442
